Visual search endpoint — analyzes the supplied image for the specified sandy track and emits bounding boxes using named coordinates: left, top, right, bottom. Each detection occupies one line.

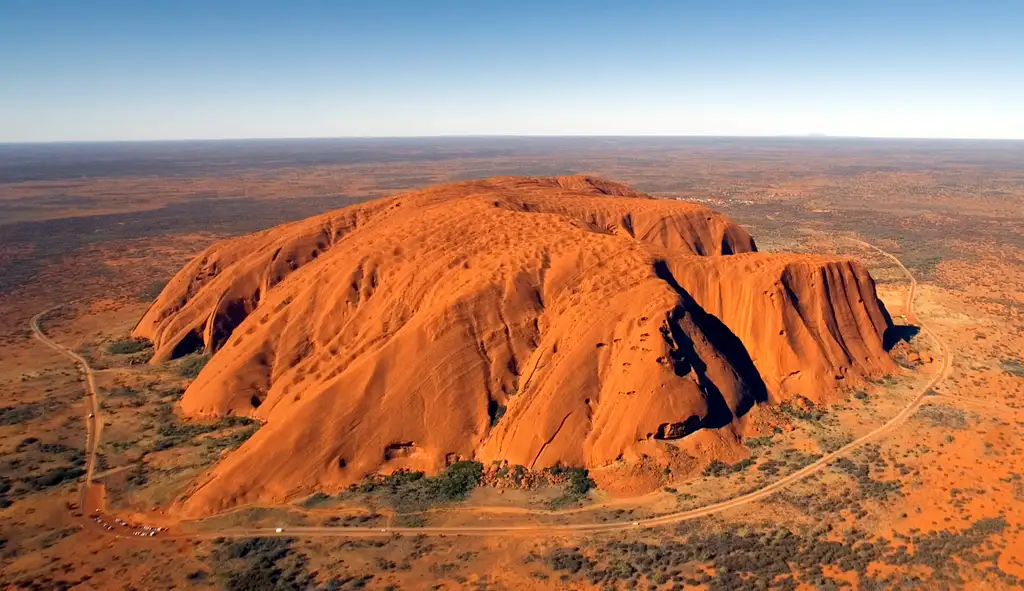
left=91, top=464, right=139, bottom=480
left=30, top=306, right=103, bottom=509
left=36, top=238, right=951, bottom=539
left=926, top=394, right=1023, bottom=414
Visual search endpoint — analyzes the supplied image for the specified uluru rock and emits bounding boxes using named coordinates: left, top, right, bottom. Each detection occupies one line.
left=133, top=176, right=895, bottom=514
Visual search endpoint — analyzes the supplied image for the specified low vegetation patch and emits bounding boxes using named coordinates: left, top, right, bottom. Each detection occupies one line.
left=178, top=353, right=212, bottom=378
left=542, top=516, right=1017, bottom=590
left=755, top=449, right=823, bottom=478
left=106, top=337, right=152, bottom=355
left=149, top=404, right=259, bottom=452
left=831, top=457, right=903, bottom=501
left=124, top=463, right=149, bottom=489
left=0, top=441, right=87, bottom=505
left=211, top=537, right=322, bottom=591
left=29, top=465, right=85, bottom=490
left=816, top=433, right=854, bottom=454
left=322, top=513, right=385, bottom=528
left=702, top=457, right=755, bottom=477
left=107, top=385, right=140, bottom=398
left=744, top=436, right=775, bottom=449
left=0, top=403, right=42, bottom=426
left=548, top=465, right=596, bottom=508
left=999, top=358, right=1024, bottom=378
left=0, top=478, right=11, bottom=508
left=301, top=492, right=333, bottom=508
left=778, top=396, right=827, bottom=423
left=915, top=404, right=970, bottom=430
left=348, top=460, right=484, bottom=513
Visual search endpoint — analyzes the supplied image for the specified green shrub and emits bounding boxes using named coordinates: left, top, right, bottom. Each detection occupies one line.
left=564, top=467, right=595, bottom=497
left=550, top=465, right=595, bottom=508
left=153, top=413, right=258, bottom=451
left=779, top=398, right=826, bottom=422
left=1000, top=358, right=1024, bottom=378
left=547, top=548, right=593, bottom=574
left=302, top=492, right=333, bottom=508
left=0, top=404, right=42, bottom=426
left=178, top=354, right=211, bottom=378
left=745, top=436, right=774, bottom=448
left=30, top=466, right=85, bottom=490
left=161, top=385, right=186, bottom=400
left=915, top=405, right=968, bottom=430
left=108, top=386, right=139, bottom=397
left=212, top=537, right=306, bottom=591
left=362, top=461, right=485, bottom=512
left=436, top=460, right=485, bottom=499
left=703, top=457, right=755, bottom=477
left=106, top=338, right=151, bottom=355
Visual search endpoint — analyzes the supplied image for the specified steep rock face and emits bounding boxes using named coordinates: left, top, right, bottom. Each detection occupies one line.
left=663, top=254, right=894, bottom=403
left=133, top=176, right=894, bottom=515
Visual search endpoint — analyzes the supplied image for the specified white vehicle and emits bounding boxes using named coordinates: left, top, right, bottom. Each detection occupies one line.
left=275, top=527, right=283, bottom=533
left=88, top=413, right=94, bottom=418
left=632, top=521, right=639, bottom=526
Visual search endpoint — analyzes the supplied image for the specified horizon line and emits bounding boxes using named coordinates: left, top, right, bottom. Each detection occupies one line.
left=4, top=133, right=1024, bottom=146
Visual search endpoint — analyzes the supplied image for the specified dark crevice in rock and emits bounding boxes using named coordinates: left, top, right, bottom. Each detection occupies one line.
left=654, top=259, right=769, bottom=429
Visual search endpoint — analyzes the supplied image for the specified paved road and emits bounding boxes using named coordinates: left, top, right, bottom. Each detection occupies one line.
left=37, top=239, right=952, bottom=539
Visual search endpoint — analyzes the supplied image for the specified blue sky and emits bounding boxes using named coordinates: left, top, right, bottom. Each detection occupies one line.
left=1, top=0, right=1022, bottom=141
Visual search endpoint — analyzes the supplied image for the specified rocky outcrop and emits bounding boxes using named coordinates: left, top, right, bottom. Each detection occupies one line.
left=134, top=176, right=894, bottom=515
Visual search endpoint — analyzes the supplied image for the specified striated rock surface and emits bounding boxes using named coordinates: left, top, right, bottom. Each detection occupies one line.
left=133, top=176, right=894, bottom=515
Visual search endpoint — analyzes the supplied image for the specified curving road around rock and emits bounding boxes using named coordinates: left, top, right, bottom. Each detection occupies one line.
left=36, top=239, right=951, bottom=539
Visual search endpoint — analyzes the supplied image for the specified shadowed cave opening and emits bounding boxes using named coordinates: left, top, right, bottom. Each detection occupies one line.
left=384, top=442, right=416, bottom=461
left=487, top=399, right=507, bottom=427
left=170, top=328, right=205, bottom=359
left=210, top=292, right=260, bottom=352
left=873, top=296, right=920, bottom=351
left=654, top=416, right=703, bottom=440
left=883, top=325, right=920, bottom=351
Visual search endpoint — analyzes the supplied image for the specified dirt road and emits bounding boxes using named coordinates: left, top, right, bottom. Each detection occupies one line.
left=30, top=306, right=103, bottom=510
